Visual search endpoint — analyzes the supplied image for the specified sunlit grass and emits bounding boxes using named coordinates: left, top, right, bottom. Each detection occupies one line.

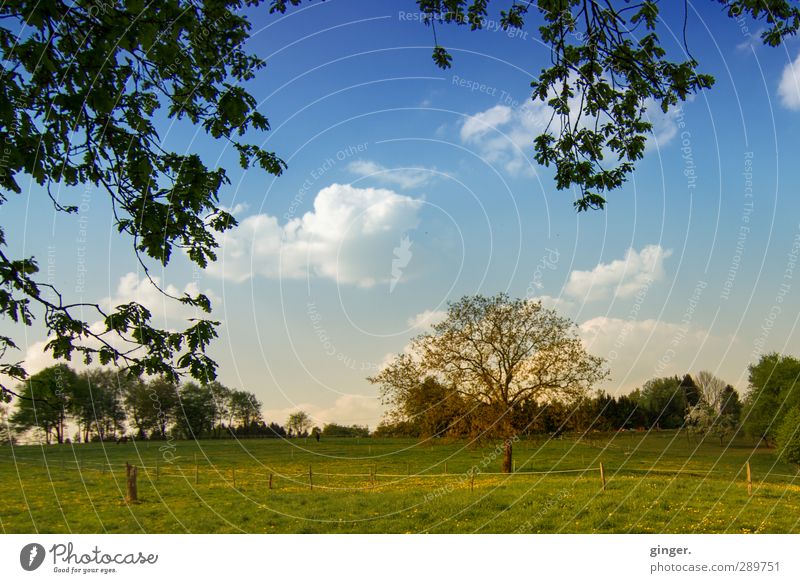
left=1, top=431, right=798, bottom=533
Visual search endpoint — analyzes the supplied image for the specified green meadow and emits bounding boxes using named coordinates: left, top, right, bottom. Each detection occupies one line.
left=1, top=431, right=798, bottom=534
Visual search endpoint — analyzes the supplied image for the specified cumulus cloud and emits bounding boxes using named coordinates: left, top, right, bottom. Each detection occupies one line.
left=778, top=53, right=800, bottom=110
left=579, top=317, right=719, bottom=393
left=347, top=160, right=436, bottom=189
left=220, top=202, right=250, bottom=216
left=262, top=393, right=382, bottom=428
left=460, top=104, right=514, bottom=142
left=3, top=274, right=220, bottom=382
left=565, top=244, right=672, bottom=302
left=407, top=309, right=447, bottom=330
left=736, top=29, right=766, bottom=52
left=459, top=101, right=547, bottom=175
left=101, top=273, right=221, bottom=324
left=645, top=98, right=682, bottom=150
left=459, top=93, right=680, bottom=175
left=206, top=183, right=424, bottom=287
left=9, top=322, right=115, bottom=381
left=529, top=295, right=574, bottom=313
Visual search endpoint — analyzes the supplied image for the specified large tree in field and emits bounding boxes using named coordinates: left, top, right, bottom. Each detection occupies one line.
left=370, top=293, right=608, bottom=473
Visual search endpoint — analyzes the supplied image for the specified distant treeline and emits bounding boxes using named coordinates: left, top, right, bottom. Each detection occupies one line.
left=375, top=353, right=800, bottom=458
left=374, top=372, right=737, bottom=437
left=0, top=366, right=367, bottom=444
left=3, top=353, right=799, bottom=468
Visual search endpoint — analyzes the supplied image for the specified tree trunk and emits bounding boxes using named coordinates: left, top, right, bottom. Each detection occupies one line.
left=501, top=438, right=513, bottom=473
left=57, top=410, right=66, bottom=444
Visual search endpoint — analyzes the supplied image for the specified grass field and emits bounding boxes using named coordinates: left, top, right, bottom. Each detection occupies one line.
left=1, top=431, right=799, bottom=533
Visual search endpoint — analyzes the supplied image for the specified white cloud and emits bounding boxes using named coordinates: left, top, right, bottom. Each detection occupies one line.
left=459, top=101, right=548, bottom=175
left=407, top=309, right=447, bottom=330
left=565, top=244, right=672, bottom=302
left=644, top=98, right=682, bottom=150
left=262, top=393, right=382, bottom=428
left=3, top=274, right=219, bottom=382
left=459, top=104, right=514, bottom=142
left=206, top=183, right=424, bottom=287
left=529, top=295, right=574, bottom=313
left=220, top=202, right=250, bottom=216
left=579, top=317, right=719, bottom=394
left=778, top=53, right=800, bottom=110
left=9, top=322, right=116, bottom=381
left=736, top=29, right=765, bottom=52
left=459, top=91, right=680, bottom=174
left=347, top=160, right=436, bottom=189
left=101, top=273, right=221, bottom=324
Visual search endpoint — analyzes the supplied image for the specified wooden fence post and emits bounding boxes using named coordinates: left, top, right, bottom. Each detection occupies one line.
left=309, top=465, right=313, bottom=490
left=599, top=462, right=606, bottom=492
left=125, top=463, right=138, bottom=503
left=746, top=461, right=752, bottom=496
left=268, top=473, right=273, bottom=490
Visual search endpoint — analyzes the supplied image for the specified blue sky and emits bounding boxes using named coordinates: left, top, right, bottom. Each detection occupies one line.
left=3, top=0, right=800, bottom=429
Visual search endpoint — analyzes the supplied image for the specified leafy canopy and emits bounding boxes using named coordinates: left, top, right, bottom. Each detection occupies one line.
left=414, top=0, right=800, bottom=210
left=776, top=405, right=800, bottom=467
left=743, top=352, right=800, bottom=444
left=0, top=0, right=285, bottom=398
left=370, top=293, right=608, bottom=436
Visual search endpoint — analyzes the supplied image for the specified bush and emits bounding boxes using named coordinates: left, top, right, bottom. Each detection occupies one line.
left=776, top=405, right=800, bottom=467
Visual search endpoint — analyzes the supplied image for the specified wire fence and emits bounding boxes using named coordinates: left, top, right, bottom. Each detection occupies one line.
left=2, top=453, right=798, bottom=493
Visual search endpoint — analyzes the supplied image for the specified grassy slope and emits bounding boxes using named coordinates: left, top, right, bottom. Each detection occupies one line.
left=1, top=431, right=798, bottom=533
